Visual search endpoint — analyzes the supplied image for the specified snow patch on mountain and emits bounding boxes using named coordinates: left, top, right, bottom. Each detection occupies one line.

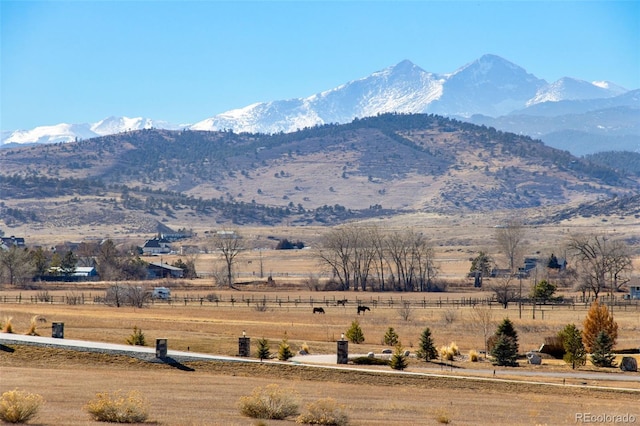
left=527, top=77, right=623, bottom=106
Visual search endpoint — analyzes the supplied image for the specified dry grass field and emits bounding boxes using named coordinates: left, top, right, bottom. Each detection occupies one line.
left=2, top=216, right=639, bottom=424
left=2, top=286, right=640, bottom=425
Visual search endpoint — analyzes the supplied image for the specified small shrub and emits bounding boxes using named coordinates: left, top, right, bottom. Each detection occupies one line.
left=345, top=320, right=365, bottom=344
left=383, top=327, right=399, bottom=346
left=254, top=298, right=268, bottom=312
left=296, top=397, right=349, bottom=425
left=389, top=343, right=408, bottom=371
left=0, top=389, right=44, bottom=424
left=36, top=291, right=51, bottom=302
left=397, top=302, right=412, bottom=321
left=238, top=384, right=299, bottom=420
left=278, top=338, right=294, bottom=361
left=350, top=356, right=389, bottom=366
left=2, top=317, right=14, bottom=334
left=85, top=390, right=149, bottom=423
left=469, top=349, right=479, bottom=362
left=434, top=408, right=451, bottom=424
left=256, top=338, right=271, bottom=361
left=442, top=309, right=457, bottom=325
left=205, top=293, right=219, bottom=302
left=125, top=326, right=146, bottom=346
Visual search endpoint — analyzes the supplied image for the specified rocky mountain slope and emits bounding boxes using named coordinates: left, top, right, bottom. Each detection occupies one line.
left=1, top=114, right=638, bottom=232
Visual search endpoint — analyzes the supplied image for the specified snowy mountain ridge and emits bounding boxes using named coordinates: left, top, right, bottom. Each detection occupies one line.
left=2, top=54, right=632, bottom=150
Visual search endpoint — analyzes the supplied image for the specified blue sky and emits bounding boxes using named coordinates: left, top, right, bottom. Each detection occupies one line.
left=2, top=1, right=638, bottom=131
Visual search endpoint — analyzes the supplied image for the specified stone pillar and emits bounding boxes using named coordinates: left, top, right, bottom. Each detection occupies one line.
left=156, top=338, right=168, bottom=359
left=51, top=322, right=64, bottom=339
left=239, top=331, right=250, bottom=357
left=337, top=334, right=348, bottom=364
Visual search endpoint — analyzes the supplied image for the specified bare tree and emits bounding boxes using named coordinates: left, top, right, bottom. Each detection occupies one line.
left=495, top=221, right=526, bottom=274
left=566, top=234, right=633, bottom=298
left=491, top=275, right=517, bottom=308
left=470, top=305, right=495, bottom=357
left=210, top=229, right=244, bottom=288
left=0, top=245, right=35, bottom=287
left=316, top=226, right=356, bottom=291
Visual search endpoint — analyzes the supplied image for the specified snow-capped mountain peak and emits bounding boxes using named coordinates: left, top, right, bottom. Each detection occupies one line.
left=2, top=54, right=634, bottom=148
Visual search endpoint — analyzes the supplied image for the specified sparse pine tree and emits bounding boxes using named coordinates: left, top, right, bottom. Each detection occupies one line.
left=591, top=330, right=616, bottom=367
left=345, top=320, right=365, bottom=344
left=278, top=338, right=294, bottom=361
left=583, top=300, right=618, bottom=353
left=256, top=338, right=270, bottom=361
left=559, top=323, right=586, bottom=369
left=390, top=343, right=408, bottom=371
left=415, top=327, right=438, bottom=362
left=126, top=326, right=146, bottom=346
left=383, top=327, right=399, bottom=346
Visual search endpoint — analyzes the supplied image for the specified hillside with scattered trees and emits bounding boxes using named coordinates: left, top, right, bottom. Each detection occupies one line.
left=1, top=113, right=638, bottom=229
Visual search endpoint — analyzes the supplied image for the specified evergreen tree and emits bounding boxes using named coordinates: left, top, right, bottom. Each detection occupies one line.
left=490, top=334, right=518, bottom=366
left=278, top=338, right=294, bottom=361
left=495, top=318, right=519, bottom=348
left=583, top=300, right=618, bottom=353
left=256, top=338, right=270, bottom=361
left=531, top=279, right=557, bottom=302
left=389, top=343, right=408, bottom=371
left=547, top=253, right=561, bottom=269
left=470, top=251, right=493, bottom=276
left=345, top=320, right=365, bottom=344
left=383, top=327, right=399, bottom=346
left=559, top=323, right=586, bottom=369
left=490, top=318, right=519, bottom=366
left=415, top=327, right=438, bottom=362
left=591, top=330, right=616, bottom=367
left=60, top=250, right=78, bottom=277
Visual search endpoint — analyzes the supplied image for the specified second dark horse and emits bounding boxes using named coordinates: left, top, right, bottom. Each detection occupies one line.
left=357, top=306, right=370, bottom=315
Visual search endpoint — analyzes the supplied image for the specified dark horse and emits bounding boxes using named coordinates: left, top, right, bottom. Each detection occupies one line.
left=357, top=306, right=370, bottom=315
left=336, top=299, right=348, bottom=306
left=313, top=307, right=325, bottom=314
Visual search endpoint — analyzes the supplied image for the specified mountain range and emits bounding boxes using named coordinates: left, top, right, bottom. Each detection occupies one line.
left=2, top=113, right=639, bottom=231
left=2, top=54, right=639, bottom=155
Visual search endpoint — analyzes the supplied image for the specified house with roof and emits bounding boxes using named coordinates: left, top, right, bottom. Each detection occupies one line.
left=148, top=262, right=184, bottom=279
left=1, top=236, right=26, bottom=250
left=628, top=283, right=640, bottom=300
left=141, top=237, right=172, bottom=255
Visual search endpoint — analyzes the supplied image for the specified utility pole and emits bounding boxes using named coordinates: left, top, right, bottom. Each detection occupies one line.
left=519, top=274, right=522, bottom=319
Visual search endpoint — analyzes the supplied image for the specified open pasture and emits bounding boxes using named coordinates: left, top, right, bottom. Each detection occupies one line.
left=2, top=288, right=639, bottom=366
left=2, top=289, right=640, bottom=425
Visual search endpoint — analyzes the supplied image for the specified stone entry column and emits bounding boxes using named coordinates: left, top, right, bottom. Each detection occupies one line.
left=239, top=331, right=250, bottom=357
left=156, top=338, right=168, bottom=359
left=52, top=322, right=64, bottom=339
left=337, top=334, right=348, bottom=364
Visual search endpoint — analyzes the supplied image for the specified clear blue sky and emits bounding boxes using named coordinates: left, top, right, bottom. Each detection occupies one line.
left=2, top=1, right=638, bottom=131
